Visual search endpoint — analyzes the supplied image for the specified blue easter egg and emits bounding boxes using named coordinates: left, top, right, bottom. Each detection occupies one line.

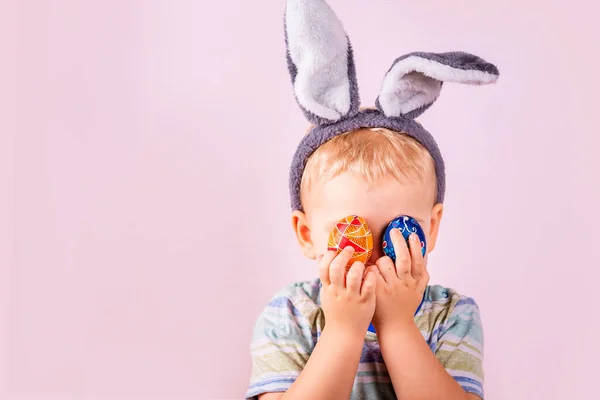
left=382, top=215, right=427, bottom=260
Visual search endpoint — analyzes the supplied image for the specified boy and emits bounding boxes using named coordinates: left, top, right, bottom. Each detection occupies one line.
left=246, top=1, right=498, bottom=399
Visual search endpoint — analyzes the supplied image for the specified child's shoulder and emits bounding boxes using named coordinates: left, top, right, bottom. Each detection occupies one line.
left=270, top=277, right=322, bottom=306
left=255, top=278, right=323, bottom=325
left=251, top=278, right=323, bottom=344
left=426, top=284, right=479, bottom=306
left=421, top=284, right=482, bottom=321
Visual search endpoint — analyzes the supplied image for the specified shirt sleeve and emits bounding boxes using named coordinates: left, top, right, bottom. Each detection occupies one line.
left=245, top=295, right=314, bottom=400
left=435, top=296, right=485, bottom=399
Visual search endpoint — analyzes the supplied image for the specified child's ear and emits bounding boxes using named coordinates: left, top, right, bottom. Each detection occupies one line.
left=375, top=52, right=499, bottom=120
left=291, top=210, right=317, bottom=259
left=284, top=0, right=361, bottom=125
left=426, top=203, right=444, bottom=253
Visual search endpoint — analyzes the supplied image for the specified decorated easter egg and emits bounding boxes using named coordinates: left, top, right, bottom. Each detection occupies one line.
left=382, top=215, right=427, bottom=260
left=327, top=215, right=374, bottom=268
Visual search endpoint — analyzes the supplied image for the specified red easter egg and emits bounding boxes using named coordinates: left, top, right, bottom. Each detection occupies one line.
left=327, top=215, right=373, bottom=269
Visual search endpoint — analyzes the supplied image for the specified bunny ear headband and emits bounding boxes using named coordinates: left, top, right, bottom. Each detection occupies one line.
left=285, top=0, right=500, bottom=212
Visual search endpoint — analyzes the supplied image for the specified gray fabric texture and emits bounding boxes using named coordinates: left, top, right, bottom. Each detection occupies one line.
left=389, top=51, right=500, bottom=75
left=375, top=51, right=500, bottom=119
left=289, top=109, right=446, bottom=212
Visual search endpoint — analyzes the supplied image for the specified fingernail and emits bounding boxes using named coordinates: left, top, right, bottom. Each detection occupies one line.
left=410, top=234, right=418, bottom=242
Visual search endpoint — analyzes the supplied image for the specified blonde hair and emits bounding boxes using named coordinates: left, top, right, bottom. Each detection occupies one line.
left=300, top=127, right=436, bottom=200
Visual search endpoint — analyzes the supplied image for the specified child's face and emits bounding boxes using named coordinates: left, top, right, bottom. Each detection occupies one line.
left=294, top=171, right=443, bottom=266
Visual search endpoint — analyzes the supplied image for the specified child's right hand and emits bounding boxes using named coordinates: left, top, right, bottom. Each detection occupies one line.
left=318, top=246, right=377, bottom=336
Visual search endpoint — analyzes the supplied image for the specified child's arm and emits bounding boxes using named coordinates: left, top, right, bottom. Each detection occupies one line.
left=373, top=230, right=485, bottom=399
left=377, top=321, right=480, bottom=400
left=259, top=325, right=365, bottom=400
left=247, top=248, right=377, bottom=400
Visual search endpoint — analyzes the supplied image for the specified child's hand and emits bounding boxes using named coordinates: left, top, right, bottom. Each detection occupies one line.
left=318, top=247, right=377, bottom=336
left=372, top=229, right=429, bottom=331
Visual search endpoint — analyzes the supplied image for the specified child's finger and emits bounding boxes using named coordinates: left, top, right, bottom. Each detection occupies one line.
left=318, top=250, right=337, bottom=286
left=408, top=233, right=425, bottom=280
left=329, top=246, right=354, bottom=287
left=360, top=269, right=377, bottom=297
left=373, top=268, right=387, bottom=295
left=363, top=265, right=377, bottom=279
left=346, top=261, right=365, bottom=294
left=417, top=267, right=431, bottom=292
left=375, top=256, right=396, bottom=284
left=390, top=228, right=412, bottom=280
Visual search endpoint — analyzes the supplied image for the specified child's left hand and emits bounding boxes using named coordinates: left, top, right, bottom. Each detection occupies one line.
left=372, top=228, right=430, bottom=331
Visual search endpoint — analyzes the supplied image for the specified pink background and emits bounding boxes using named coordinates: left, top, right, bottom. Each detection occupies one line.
left=1, top=0, right=599, bottom=399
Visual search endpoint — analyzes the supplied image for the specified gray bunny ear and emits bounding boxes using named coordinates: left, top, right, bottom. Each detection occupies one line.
left=375, top=52, right=500, bottom=119
left=284, top=0, right=360, bottom=125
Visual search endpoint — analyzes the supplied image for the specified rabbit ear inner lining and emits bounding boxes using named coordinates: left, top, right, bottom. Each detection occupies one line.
left=379, top=71, right=442, bottom=116
left=378, top=56, right=498, bottom=116
left=292, top=52, right=352, bottom=122
left=285, top=0, right=354, bottom=123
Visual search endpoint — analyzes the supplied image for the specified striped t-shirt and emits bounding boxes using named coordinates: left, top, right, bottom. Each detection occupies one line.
left=246, top=278, right=485, bottom=399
